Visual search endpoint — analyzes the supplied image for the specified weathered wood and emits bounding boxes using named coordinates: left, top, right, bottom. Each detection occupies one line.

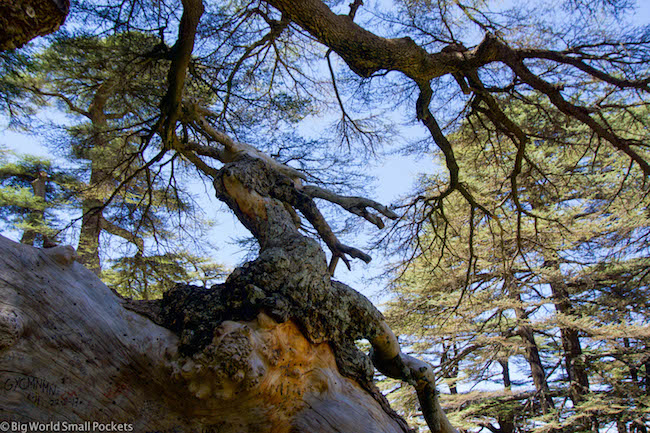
left=0, top=235, right=410, bottom=432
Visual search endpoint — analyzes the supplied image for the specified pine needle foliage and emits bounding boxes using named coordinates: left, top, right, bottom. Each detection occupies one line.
left=386, top=99, right=650, bottom=432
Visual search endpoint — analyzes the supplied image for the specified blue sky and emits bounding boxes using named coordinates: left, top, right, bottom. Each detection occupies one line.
left=1, top=0, right=648, bottom=300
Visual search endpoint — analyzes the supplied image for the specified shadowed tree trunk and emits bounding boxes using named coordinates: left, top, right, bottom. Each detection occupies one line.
left=499, top=358, right=512, bottom=390
left=76, top=80, right=118, bottom=275
left=545, top=259, right=590, bottom=406
left=506, top=272, right=555, bottom=414
left=0, top=0, right=68, bottom=50
left=516, top=321, right=555, bottom=413
left=440, top=341, right=459, bottom=395
left=19, top=171, right=55, bottom=248
left=497, top=358, right=516, bottom=433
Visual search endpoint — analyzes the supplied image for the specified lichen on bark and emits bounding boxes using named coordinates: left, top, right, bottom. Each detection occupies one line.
left=142, top=155, right=408, bottom=425
left=124, top=153, right=454, bottom=432
left=0, top=233, right=411, bottom=433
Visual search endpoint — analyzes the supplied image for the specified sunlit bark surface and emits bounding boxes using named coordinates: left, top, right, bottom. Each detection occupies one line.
left=0, top=235, right=410, bottom=432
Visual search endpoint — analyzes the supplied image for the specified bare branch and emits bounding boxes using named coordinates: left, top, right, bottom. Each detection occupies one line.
left=219, top=15, right=289, bottom=118
left=26, top=87, right=90, bottom=118
left=519, top=48, right=650, bottom=92
left=186, top=106, right=307, bottom=181
left=302, top=185, right=398, bottom=229
left=100, top=216, right=144, bottom=252
left=159, top=0, right=204, bottom=146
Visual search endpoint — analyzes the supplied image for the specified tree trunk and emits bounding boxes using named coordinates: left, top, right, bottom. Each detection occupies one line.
left=76, top=86, right=114, bottom=275
left=498, top=417, right=516, bottom=433
left=631, top=419, right=648, bottom=433
left=515, top=320, right=555, bottom=412
left=20, top=171, right=49, bottom=247
left=547, top=262, right=589, bottom=405
left=507, top=273, right=554, bottom=413
left=77, top=193, right=102, bottom=274
left=0, top=0, right=68, bottom=50
left=0, top=156, right=459, bottom=433
left=624, top=338, right=639, bottom=383
left=496, top=358, right=516, bottom=433
left=0, top=234, right=410, bottom=432
left=499, top=358, right=512, bottom=390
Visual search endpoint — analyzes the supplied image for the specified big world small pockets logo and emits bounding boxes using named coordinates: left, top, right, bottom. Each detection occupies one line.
left=0, top=421, right=134, bottom=433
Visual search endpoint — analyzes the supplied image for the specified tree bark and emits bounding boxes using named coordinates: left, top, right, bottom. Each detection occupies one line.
left=507, top=274, right=555, bottom=413
left=497, top=417, right=516, bottom=433
left=547, top=263, right=590, bottom=406
left=499, top=358, right=512, bottom=390
left=494, top=358, right=515, bottom=433
left=20, top=171, right=53, bottom=247
left=515, top=320, right=555, bottom=413
left=0, top=234, right=410, bottom=432
left=207, top=156, right=456, bottom=433
left=77, top=197, right=102, bottom=274
left=76, top=81, right=118, bottom=275
left=264, top=0, right=499, bottom=81
left=0, top=0, right=68, bottom=50
left=0, top=156, right=460, bottom=433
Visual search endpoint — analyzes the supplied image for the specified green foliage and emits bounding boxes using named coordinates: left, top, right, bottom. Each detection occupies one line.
left=0, top=146, right=225, bottom=299
left=103, top=252, right=227, bottom=300
left=1, top=30, right=224, bottom=286
left=0, top=50, right=36, bottom=122
left=26, top=32, right=217, bottom=272
left=0, top=148, right=76, bottom=245
left=385, top=98, right=650, bottom=431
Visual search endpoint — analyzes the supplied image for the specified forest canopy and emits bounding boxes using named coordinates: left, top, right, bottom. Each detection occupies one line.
left=1, top=0, right=649, bottom=432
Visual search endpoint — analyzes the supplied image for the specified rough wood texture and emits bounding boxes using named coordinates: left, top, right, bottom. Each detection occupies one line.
left=0, top=0, right=69, bottom=50
left=0, top=235, right=410, bottom=432
left=0, top=144, right=456, bottom=433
